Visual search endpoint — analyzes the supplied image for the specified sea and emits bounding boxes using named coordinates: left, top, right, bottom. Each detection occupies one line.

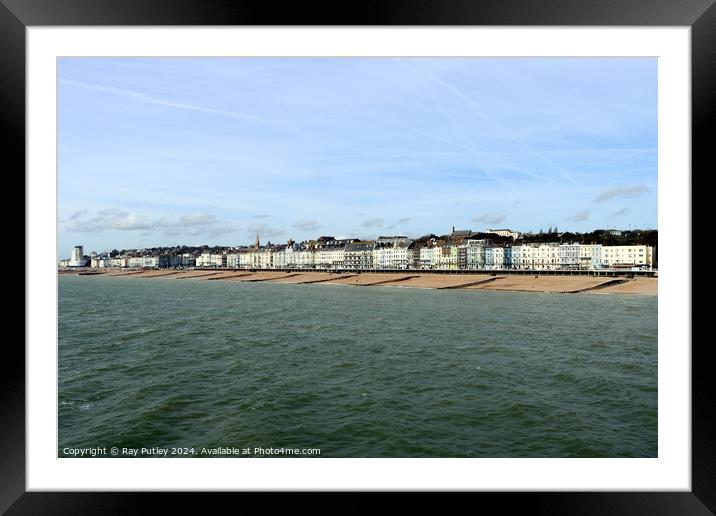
left=58, top=275, right=657, bottom=458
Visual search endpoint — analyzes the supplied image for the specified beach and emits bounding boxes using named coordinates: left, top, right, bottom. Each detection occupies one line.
left=59, top=269, right=658, bottom=295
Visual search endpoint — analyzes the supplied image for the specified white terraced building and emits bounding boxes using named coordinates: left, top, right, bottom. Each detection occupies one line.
left=128, top=257, right=144, bottom=268
left=257, top=249, right=273, bottom=269
left=91, top=257, right=110, bottom=268
left=271, top=248, right=288, bottom=268
left=343, top=242, right=375, bottom=269
left=418, top=245, right=460, bottom=270
left=508, top=244, right=559, bottom=270
left=109, top=257, right=128, bottom=268
left=464, top=240, right=486, bottom=269
left=579, top=244, right=602, bottom=269
left=237, top=251, right=252, bottom=268
left=511, top=245, right=531, bottom=269
left=272, top=244, right=300, bottom=268
left=419, top=247, right=441, bottom=269
left=196, top=252, right=226, bottom=268
left=485, top=246, right=505, bottom=270
left=532, top=243, right=560, bottom=270
left=559, top=243, right=581, bottom=270
left=226, top=253, right=240, bottom=268
left=373, top=245, right=413, bottom=269
left=436, top=245, right=459, bottom=269
left=601, top=245, right=653, bottom=268
left=315, top=247, right=345, bottom=269
left=293, top=249, right=315, bottom=269
left=243, top=249, right=262, bottom=268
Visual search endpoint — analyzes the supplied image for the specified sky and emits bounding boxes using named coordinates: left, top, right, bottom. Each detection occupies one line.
left=58, top=57, right=657, bottom=256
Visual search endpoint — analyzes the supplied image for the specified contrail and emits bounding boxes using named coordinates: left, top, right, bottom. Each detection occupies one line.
left=341, top=98, right=511, bottom=187
left=60, top=78, right=287, bottom=125
left=393, top=59, right=579, bottom=185
left=425, top=79, right=553, bottom=184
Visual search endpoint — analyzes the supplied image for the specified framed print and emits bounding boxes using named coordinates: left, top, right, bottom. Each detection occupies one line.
left=6, top=0, right=713, bottom=512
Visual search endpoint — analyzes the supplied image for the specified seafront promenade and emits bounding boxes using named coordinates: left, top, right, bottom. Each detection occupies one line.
left=59, top=268, right=658, bottom=295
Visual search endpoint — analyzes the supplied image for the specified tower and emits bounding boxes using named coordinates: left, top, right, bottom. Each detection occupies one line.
left=255, top=233, right=260, bottom=250
left=69, top=245, right=85, bottom=267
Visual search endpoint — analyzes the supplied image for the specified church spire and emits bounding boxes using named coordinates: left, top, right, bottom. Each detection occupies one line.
left=255, top=233, right=260, bottom=250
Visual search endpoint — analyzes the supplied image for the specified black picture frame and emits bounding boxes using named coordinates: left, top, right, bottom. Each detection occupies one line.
left=5, top=0, right=711, bottom=512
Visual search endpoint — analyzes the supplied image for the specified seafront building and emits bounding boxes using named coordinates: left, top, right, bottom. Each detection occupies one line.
left=61, top=228, right=656, bottom=272
left=195, top=252, right=226, bottom=268
left=67, top=246, right=88, bottom=267
left=559, top=243, right=581, bottom=270
left=374, top=238, right=413, bottom=269
left=485, top=246, right=505, bottom=270
left=110, top=257, right=128, bottom=268
left=419, top=246, right=441, bottom=269
left=486, top=228, right=521, bottom=239
left=315, top=238, right=346, bottom=269
left=579, top=245, right=603, bottom=270
left=344, top=242, right=375, bottom=270
left=465, top=239, right=487, bottom=269
left=601, top=245, right=653, bottom=269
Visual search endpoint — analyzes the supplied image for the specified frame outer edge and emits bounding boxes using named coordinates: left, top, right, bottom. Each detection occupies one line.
left=691, top=1, right=716, bottom=513
left=5, top=0, right=715, bottom=512
left=0, top=0, right=27, bottom=513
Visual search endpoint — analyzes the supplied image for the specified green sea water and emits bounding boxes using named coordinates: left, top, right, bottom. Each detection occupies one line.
left=58, top=275, right=657, bottom=457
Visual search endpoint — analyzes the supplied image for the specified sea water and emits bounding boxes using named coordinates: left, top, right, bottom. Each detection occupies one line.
left=58, top=275, right=657, bottom=457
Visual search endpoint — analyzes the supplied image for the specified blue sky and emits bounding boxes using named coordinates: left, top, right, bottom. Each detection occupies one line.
left=58, top=57, right=657, bottom=255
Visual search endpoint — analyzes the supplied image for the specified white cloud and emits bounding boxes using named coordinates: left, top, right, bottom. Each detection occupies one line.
left=361, top=218, right=384, bottom=228
left=64, top=209, right=238, bottom=238
left=65, top=209, right=155, bottom=232
left=247, top=223, right=285, bottom=238
left=292, top=220, right=321, bottom=231
left=472, top=213, right=506, bottom=225
left=594, top=185, right=649, bottom=203
left=566, top=209, right=590, bottom=222
left=179, top=213, right=220, bottom=227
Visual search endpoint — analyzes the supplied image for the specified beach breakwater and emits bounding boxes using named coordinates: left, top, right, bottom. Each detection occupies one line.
left=60, top=269, right=658, bottom=295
